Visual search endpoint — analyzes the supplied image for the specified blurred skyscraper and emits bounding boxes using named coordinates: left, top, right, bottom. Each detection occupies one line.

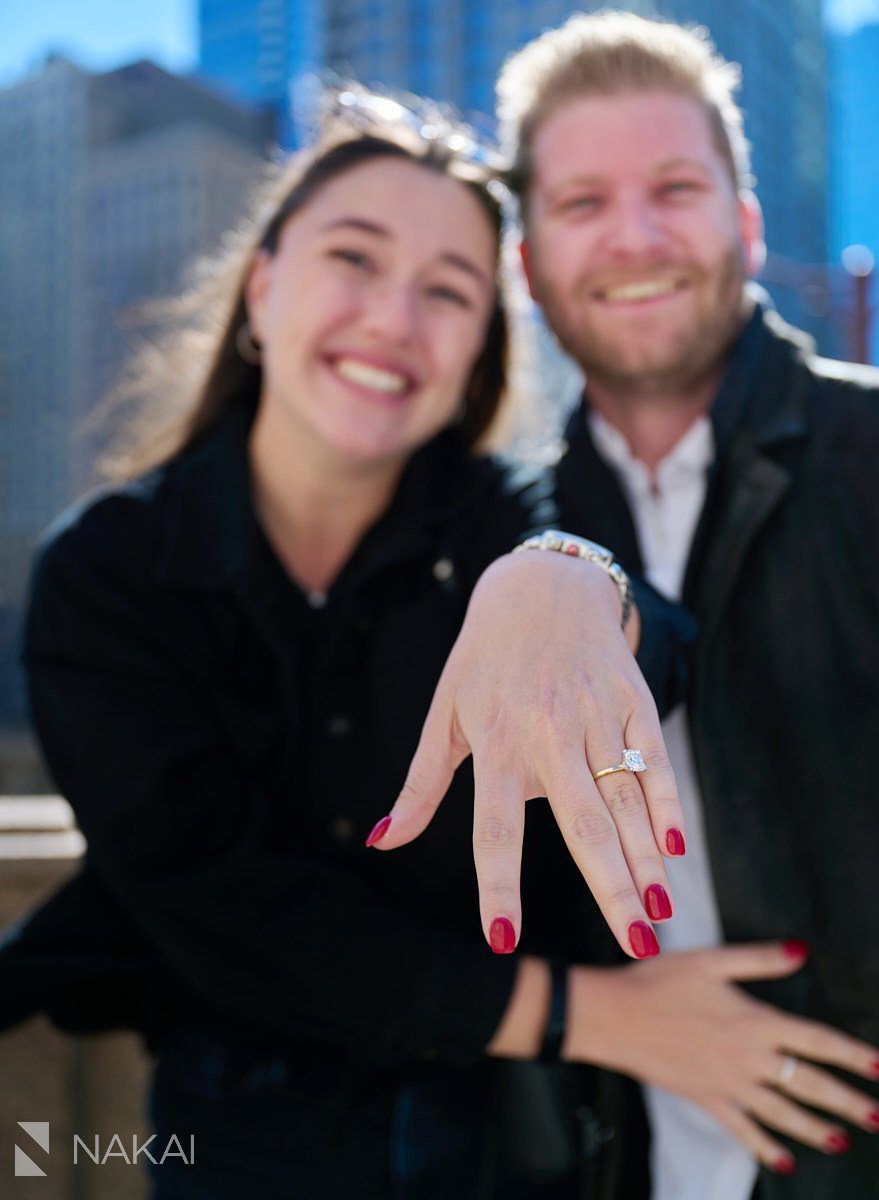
left=199, top=0, right=319, bottom=144
left=198, top=0, right=830, bottom=343
left=0, top=56, right=275, bottom=730
left=829, top=21, right=879, bottom=363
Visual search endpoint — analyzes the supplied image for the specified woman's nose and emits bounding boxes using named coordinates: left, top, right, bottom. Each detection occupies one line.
left=361, top=281, right=419, bottom=344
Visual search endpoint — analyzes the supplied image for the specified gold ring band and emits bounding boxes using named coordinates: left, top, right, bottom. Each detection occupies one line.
left=593, top=764, right=628, bottom=780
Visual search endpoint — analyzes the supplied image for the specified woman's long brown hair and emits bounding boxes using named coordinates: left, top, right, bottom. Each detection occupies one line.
left=100, top=108, right=510, bottom=481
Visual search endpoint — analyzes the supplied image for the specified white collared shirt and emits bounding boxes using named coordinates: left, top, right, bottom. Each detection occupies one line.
left=588, top=410, right=759, bottom=1200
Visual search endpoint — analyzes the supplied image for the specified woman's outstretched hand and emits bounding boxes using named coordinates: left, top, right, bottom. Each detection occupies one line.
left=366, top=549, right=684, bottom=959
left=567, top=942, right=879, bottom=1174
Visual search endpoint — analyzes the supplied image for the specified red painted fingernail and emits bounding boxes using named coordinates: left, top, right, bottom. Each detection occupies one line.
left=645, top=884, right=673, bottom=921
left=774, top=1154, right=796, bottom=1175
left=825, top=1132, right=851, bottom=1154
left=365, top=815, right=392, bottom=847
left=870, top=1059, right=879, bottom=1079
left=782, top=939, right=811, bottom=961
left=665, top=828, right=686, bottom=856
left=628, top=920, right=660, bottom=958
left=866, top=1109, right=879, bottom=1130
left=489, top=917, right=516, bottom=955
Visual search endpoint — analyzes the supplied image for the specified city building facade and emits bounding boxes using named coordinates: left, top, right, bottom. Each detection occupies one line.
left=197, top=0, right=831, bottom=342
left=0, top=56, right=274, bottom=728
left=199, top=0, right=323, bottom=144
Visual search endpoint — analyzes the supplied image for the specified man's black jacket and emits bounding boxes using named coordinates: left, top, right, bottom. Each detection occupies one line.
left=555, top=305, right=879, bottom=1200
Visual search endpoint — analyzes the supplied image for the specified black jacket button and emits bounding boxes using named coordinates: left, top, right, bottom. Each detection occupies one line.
left=331, top=816, right=354, bottom=843
left=432, top=558, right=454, bottom=582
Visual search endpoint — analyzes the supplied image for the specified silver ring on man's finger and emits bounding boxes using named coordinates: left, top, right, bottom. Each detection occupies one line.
left=776, top=1056, right=798, bottom=1086
left=592, top=748, right=648, bottom=781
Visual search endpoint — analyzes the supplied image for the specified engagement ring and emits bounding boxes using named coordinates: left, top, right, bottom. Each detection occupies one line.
left=593, top=748, right=648, bottom=781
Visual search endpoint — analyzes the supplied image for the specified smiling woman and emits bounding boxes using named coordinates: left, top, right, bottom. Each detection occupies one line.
left=104, top=117, right=508, bottom=480
left=245, top=155, right=501, bottom=583
left=1, top=89, right=691, bottom=1200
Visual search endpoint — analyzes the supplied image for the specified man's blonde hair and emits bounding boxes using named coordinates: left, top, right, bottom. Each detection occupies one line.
left=497, top=10, right=752, bottom=208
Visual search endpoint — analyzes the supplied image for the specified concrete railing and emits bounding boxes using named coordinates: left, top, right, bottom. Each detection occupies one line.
left=0, top=796, right=149, bottom=1199
left=0, top=796, right=86, bottom=861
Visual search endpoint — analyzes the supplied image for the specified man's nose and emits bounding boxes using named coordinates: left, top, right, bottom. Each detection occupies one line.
left=361, top=281, right=419, bottom=344
left=604, top=194, right=667, bottom=259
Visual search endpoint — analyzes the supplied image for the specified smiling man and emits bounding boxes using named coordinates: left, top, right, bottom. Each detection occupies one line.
left=498, top=12, right=879, bottom=1200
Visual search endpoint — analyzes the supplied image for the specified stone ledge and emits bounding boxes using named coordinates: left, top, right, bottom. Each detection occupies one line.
left=0, top=796, right=77, bottom=829
left=0, top=796, right=85, bottom=861
left=0, top=796, right=148, bottom=1199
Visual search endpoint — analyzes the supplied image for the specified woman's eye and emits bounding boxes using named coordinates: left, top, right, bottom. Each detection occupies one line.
left=427, top=285, right=472, bottom=308
left=329, top=248, right=373, bottom=270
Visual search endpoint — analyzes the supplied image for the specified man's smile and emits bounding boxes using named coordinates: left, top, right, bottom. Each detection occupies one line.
left=593, top=275, right=691, bottom=305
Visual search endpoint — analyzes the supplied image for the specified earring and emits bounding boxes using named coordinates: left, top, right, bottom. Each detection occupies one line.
left=236, top=321, right=262, bottom=365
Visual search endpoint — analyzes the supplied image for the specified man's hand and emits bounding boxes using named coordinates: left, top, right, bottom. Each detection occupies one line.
left=566, top=942, right=879, bottom=1175
left=365, top=549, right=685, bottom=959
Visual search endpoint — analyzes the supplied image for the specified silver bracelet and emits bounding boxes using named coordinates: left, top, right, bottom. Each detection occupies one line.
left=513, top=530, right=633, bottom=630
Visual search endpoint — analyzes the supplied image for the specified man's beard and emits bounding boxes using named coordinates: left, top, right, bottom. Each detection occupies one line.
left=534, top=247, right=748, bottom=401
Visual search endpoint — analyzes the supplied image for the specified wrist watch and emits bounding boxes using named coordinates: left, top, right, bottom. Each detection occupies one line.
left=513, top=529, right=633, bottom=630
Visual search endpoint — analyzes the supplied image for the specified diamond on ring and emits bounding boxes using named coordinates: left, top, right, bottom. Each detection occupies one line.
left=592, top=748, right=648, bottom=781
left=622, top=749, right=647, bottom=773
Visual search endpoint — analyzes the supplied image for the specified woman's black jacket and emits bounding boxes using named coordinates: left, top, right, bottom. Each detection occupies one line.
left=0, top=407, right=687, bottom=1076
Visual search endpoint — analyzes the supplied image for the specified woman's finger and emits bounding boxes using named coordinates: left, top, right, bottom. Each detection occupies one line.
left=585, top=713, right=673, bottom=923
left=368, top=673, right=466, bottom=850
left=781, top=1013, right=879, bottom=1082
left=622, top=704, right=685, bottom=859
left=704, top=1097, right=798, bottom=1176
left=708, top=939, right=812, bottom=981
left=539, top=737, right=659, bottom=959
left=747, top=1084, right=853, bottom=1156
left=471, top=753, right=526, bottom=953
left=770, top=1057, right=879, bottom=1134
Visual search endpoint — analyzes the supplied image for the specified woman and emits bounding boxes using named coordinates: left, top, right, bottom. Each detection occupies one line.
left=4, top=96, right=687, bottom=1198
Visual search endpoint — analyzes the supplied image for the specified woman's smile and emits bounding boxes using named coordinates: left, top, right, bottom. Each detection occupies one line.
left=245, top=156, right=497, bottom=470
left=323, top=351, right=419, bottom=402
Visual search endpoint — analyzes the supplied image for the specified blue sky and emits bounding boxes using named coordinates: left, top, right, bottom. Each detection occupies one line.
left=4, top=0, right=879, bottom=88
left=2, top=0, right=198, bottom=86
left=826, top=0, right=879, bottom=30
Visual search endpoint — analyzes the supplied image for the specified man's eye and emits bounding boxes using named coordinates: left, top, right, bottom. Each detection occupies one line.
left=563, top=195, right=600, bottom=212
left=659, top=181, right=699, bottom=197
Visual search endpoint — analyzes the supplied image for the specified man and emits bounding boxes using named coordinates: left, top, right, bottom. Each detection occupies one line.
left=497, top=12, right=879, bottom=1200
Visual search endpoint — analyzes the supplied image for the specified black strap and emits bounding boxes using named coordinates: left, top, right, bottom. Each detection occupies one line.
left=538, top=958, right=568, bottom=1064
